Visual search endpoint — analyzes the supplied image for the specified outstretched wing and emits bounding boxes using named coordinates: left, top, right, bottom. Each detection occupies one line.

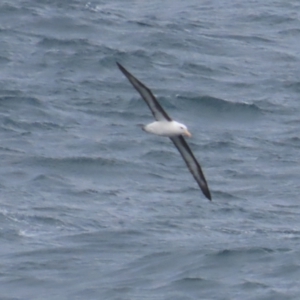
left=117, top=62, right=172, bottom=122
left=170, top=136, right=212, bottom=201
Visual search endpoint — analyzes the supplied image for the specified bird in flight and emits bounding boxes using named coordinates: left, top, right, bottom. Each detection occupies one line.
left=117, top=62, right=211, bottom=201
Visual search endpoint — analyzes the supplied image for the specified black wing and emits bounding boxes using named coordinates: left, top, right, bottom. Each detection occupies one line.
left=117, top=62, right=172, bottom=122
left=170, top=136, right=212, bottom=201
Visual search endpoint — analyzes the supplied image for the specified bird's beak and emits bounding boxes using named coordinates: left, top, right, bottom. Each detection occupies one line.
left=184, top=130, right=192, bottom=137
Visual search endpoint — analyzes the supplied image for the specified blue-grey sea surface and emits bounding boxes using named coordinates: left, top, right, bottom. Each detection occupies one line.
left=1, top=1, right=300, bottom=299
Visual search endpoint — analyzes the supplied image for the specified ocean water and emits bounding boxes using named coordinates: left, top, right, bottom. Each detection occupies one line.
left=1, top=0, right=300, bottom=299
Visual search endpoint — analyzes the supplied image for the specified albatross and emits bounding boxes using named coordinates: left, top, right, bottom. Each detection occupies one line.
left=117, top=62, right=212, bottom=201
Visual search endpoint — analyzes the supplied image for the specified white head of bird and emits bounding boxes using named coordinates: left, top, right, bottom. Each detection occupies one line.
left=143, top=120, right=192, bottom=137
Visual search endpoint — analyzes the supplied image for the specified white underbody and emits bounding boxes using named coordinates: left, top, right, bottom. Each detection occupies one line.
left=143, top=121, right=191, bottom=137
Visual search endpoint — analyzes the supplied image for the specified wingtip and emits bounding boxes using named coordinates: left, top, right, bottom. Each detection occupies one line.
left=203, top=187, right=212, bottom=201
left=199, top=179, right=212, bottom=201
left=116, top=62, right=125, bottom=72
left=117, top=62, right=132, bottom=80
